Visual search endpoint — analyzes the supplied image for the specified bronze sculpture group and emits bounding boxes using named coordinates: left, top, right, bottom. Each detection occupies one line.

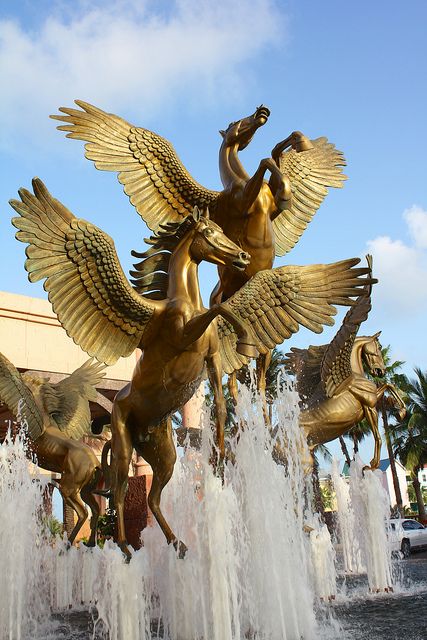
left=4, top=101, right=395, bottom=556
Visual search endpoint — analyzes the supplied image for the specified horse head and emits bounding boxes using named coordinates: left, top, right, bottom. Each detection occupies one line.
left=189, top=207, right=251, bottom=270
left=219, top=105, right=270, bottom=150
left=360, top=331, right=385, bottom=377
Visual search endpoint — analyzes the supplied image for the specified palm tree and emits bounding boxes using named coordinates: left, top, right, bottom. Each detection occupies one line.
left=393, top=368, right=427, bottom=521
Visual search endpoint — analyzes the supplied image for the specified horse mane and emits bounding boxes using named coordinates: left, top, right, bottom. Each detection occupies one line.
left=129, top=216, right=197, bottom=299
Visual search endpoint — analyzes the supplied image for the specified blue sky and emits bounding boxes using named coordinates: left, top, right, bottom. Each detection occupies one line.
left=1, top=0, right=426, bottom=465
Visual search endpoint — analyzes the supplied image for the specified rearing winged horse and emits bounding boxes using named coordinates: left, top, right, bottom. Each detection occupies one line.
left=51, top=102, right=347, bottom=412
left=11, top=179, right=371, bottom=558
left=284, top=266, right=406, bottom=471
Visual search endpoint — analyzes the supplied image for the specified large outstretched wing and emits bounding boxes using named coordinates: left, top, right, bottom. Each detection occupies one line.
left=284, top=344, right=328, bottom=401
left=274, top=138, right=347, bottom=257
left=320, top=290, right=372, bottom=397
left=51, top=101, right=220, bottom=231
left=10, top=179, right=158, bottom=365
left=0, top=353, right=44, bottom=440
left=42, top=359, right=106, bottom=439
left=217, top=259, right=376, bottom=375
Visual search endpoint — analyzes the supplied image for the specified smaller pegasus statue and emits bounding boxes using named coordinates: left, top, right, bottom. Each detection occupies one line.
left=284, top=260, right=406, bottom=471
left=0, top=354, right=106, bottom=546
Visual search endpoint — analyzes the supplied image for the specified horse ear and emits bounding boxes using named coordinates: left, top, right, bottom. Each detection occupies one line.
left=219, top=130, right=226, bottom=138
left=373, top=331, right=382, bottom=339
left=192, top=206, right=201, bottom=222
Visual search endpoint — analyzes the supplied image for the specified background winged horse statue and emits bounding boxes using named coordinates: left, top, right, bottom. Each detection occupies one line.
left=51, top=101, right=347, bottom=416
left=284, top=258, right=406, bottom=472
left=10, top=179, right=372, bottom=558
left=0, top=354, right=105, bottom=546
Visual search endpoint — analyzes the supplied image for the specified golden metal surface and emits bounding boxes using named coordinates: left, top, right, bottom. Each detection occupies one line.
left=285, top=263, right=405, bottom=471
left=0, top=354, right=105, bottom=545
left=10, top=179, right=374, bottom=555
left=50, top=101, right=348, bottom=417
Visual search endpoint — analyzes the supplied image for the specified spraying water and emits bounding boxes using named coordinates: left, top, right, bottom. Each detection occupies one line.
left=349, top=457, right=393, bottom=592
left=0, top=380, right=341, bottom=639
left=331, top=459, right=365, bottom=575
left=0, top=434, right=48, bottom=640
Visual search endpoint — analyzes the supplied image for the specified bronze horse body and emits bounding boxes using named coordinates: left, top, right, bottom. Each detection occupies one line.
left=11, top=179, right=373, bottom=558
left=286, top=287, right=405, bottom=471
left=0, top=356, right=105, bottom=546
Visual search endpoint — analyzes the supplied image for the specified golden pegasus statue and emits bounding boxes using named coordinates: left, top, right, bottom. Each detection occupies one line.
left=0, top=354, right=105, bottom=546
left=284, top=262, right=406, bottom=471
left=50, top=101, right=347, bottom=415
left=10, top=179, right=373, bottom=558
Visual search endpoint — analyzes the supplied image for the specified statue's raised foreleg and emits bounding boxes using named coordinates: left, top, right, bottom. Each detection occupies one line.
left=271, top=131, right=313, bottom=165
left=376, top=383, right=406, bottom=420
left=181, top=304, right=258, bottom=358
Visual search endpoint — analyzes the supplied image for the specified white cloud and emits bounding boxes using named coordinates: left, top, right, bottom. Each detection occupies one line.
left=365, top=205, right=427, bottom=317
left=404, top=204, right=427, bottom=249
left=0, top=0, right=284, bottom=150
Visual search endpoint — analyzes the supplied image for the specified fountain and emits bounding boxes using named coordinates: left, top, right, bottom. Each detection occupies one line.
left=0, top=379, right=346, bottom=640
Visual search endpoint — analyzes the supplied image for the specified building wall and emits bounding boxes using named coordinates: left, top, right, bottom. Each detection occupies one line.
left=0, top=290, right=138, bottom=378
left=419, top=465, right=427, bottom=488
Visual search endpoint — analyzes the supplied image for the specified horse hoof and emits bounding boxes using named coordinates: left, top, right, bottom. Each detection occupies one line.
left=119, top=542, right=132, bottom=563
left=173, top=539, right=188, bottom=559
left=83, top=540, right=96, bottom=548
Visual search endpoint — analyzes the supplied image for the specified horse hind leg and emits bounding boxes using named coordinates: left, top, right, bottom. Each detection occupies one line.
left=363, top=405, right=381, bottom=471
left=141, top=418, right=187, bottom=558
left=80, top=468, right=102, bottom=547
left=62, top=491, right=88, bottom=546
left=110, top=403, right=133, bottom=561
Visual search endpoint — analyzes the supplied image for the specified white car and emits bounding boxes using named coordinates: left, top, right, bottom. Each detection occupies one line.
left=388, top=518, right=427, bottom=557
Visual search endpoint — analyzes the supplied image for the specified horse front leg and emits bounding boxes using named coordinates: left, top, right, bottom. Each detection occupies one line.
left=271, top=131, right=313, bottom=164
left=182, top=305, right=258, bottom=358
left=377, top=383, right=406, bottom=420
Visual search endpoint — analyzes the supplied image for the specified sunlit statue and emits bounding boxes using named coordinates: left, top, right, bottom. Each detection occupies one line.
left=10, top=178, right=373, bottom=557
left=0, top=354, right=105, bottom=546
left=51, top=101, right=347, bottom=416
left=284, top=260, right=406, bottom=471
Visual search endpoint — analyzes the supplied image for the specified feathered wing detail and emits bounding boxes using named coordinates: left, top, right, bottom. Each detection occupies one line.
left=320, top=291, right=372, bottom=397
left=284, top=344, right=328, bottom=402
left=51, top=101, right=220, bottom=231
left=42, top=359, right=106, bottom=439
left=217, top=259, right=375, bottom=375
left=0, top=353, right=44, bottom=440
left=10, top=179, right=158, bottom=365
left=274, top=137, right=347, bottom=257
